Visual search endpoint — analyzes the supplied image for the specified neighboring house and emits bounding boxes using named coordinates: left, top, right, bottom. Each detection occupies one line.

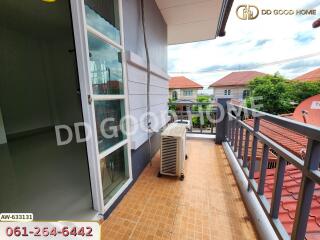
left=210, top=71, right=266, bottom=100
left=294, top=67, right=320, bottom=82
left=0, top=0, right=232, bottom=220
left=169, top=76, right=203, bottom=101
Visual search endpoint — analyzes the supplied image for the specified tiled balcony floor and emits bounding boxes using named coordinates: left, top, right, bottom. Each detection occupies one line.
left=102, top=139, right=258, bottom=240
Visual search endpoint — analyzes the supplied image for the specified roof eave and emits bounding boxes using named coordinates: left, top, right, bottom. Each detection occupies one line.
left=211, top=84, right=248, bottom=88
left=170, top=87, right=203, bottom=90
left=215, top=0, right=234, bottom=38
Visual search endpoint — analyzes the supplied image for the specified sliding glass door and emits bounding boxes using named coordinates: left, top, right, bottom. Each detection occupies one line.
left=71, top=0, right=132, bottom=211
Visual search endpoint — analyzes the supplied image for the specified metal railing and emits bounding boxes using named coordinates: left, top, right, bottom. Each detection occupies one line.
left=225, top=102, right=320, bottom=240
left=168, top=102, right=217, bottom=134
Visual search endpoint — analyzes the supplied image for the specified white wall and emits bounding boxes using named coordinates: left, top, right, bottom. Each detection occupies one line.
left=0, top=26, right=82, bottom=135
left=126, top=51, right=169, bottom=149
left=170, top=89, right=198, bottom=101
left=213, top=86, right=248, bottom=100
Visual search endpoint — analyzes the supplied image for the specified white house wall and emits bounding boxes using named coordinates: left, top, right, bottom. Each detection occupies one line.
left=126, top=51, right=169, bottom=150
left=169, top=89, right=198, bottom=101
left=213, top=86, right=248, bottom=100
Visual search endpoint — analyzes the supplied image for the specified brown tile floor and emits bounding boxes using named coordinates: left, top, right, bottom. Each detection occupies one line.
left=101, top=139, right=258, bottom=240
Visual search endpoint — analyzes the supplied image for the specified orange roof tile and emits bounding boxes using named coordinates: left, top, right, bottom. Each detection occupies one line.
left=245, top=119, right=307, bottom=157
left=210, top=71, right=266, bottom=87
left=245, top=119, right=319, bottom=239
left=294, top=68, right=320, bottom=82
left=169, top=76, right=203, bottom=89
left=255, top=165, right=320, bottom=239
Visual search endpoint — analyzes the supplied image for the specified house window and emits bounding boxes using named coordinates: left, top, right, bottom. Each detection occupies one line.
left=172, top=91, right=177, bottom=100
left=183, top=89, right=193, bottom=96
left=243, top=90, right=250, bottom=99
left=224, top=89, right=232, bottom=96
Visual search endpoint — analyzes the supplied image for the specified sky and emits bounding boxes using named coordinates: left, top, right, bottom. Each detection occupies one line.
left=168, top=0, right=320, bottom=90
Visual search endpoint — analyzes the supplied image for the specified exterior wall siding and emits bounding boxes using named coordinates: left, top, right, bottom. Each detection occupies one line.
left=104, top=0, right=168, bottom=217
left=126, top=52, right=169, bottom=150
left=123, top=0, right=168, bottom=149
left=123, top=0, right=167, bottom=71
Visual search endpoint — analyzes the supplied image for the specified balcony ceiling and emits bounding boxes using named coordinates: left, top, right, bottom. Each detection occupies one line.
left=155, top=0, right=225, bottom=45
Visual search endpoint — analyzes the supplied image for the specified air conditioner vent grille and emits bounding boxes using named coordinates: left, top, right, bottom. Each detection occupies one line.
left=161, top=136, right=177, bottom=175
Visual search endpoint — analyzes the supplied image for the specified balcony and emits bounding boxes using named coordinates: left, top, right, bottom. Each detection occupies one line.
left=102, top=138, right=258, bottom=239
left=102, top=101, right=320, bottom=240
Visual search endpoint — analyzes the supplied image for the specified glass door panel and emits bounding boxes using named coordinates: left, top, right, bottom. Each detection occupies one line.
left=85, top=0, right=120, bottom=44
left=82, top=0, right=131, bottom=209
left=87, top=33, right=124, bottom=95
left=94, top=100, right=126, bottom=153
left=100, top=145, right=129, bottom=204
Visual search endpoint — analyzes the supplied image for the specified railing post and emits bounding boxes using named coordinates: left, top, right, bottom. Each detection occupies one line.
left=237, top=125, right=244, bottom=160
left=187, top=107, right=192, bottom=133
left=215, top=98, right=230, bottom=144
left=243, top=129, right=250, bottom=168
left=230, top=118, right=234, bottom=146
left=249, top=117, right=260, bottom=179
left=270, top=156, right=286, bottom=218
left=291, top=139, right=320, bottom=240
left=258, top=144, right=270, bottom=195
left=234, top=116, right=240, bottom=152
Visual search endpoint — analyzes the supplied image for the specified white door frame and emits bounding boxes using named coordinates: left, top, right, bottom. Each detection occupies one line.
left=70, top=0, right=133, bottom=213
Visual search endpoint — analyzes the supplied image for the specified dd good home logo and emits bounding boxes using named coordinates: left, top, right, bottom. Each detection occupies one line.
left=237, top=5, right=317, bottom=20
left=236, top=5, right=259, bottom=20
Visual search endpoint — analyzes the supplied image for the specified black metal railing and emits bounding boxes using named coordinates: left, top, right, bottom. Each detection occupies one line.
left=168, top=102, right=217, bottom=134
left=225, top=102, right=320, bottom=240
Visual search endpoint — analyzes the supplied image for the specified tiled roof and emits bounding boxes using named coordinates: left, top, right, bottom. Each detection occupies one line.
left=244, top=119, right=319, bottom=239
left=245, top=119, right=307, bottom=157
left=169, top=76, right=203, bottom=89
left=210, top=71, right=266, bottom=87
left=255, top=165, right=320, bottom=240
left=294, top=68, right=320, bottom=82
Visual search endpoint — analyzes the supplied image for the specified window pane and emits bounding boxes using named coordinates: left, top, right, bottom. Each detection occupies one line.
left=100, top=145, right=129, bottom=204
left=88, top=33, right=124, bottom=95
left=94, top=100, right=126, bottom=153
left=85, top=0, right=120, bottom=44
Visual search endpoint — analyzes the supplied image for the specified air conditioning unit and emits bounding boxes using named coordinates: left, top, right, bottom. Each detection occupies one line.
left=158, top=123, right=186, bottom=181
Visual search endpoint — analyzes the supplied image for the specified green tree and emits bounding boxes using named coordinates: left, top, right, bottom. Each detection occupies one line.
left=245, top=74, right=320, bottom=114
left=246, top=74, right=293, bottom=114
left=192, top=96, right=212, bottom=127
left=288, top=81, right=320, bottom=104
left=168, top=98, right=176, bottom=111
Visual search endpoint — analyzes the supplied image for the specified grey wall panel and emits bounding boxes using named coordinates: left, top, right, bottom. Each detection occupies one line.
left=129, top=104, right=168, bottom=123
left=125, top=51, right=169, bottom=150
left=127, top=64, right=168, bottom=88
left=128, top=81, right=168, bottom=95
left=122, top=0, right=167, bottom=71
left=128, top=94, right=168, bottom=110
